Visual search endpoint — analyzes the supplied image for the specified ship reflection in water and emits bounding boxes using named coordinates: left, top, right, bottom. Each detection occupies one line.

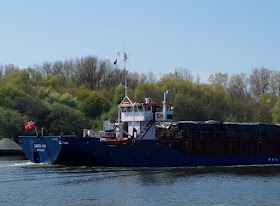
left=1, top=161, right=280, bottom=206
left=81, top=165, right=280, bottom=186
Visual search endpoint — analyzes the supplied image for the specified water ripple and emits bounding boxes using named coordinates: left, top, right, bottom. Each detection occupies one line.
left=1, top=160, right=280, bottom=206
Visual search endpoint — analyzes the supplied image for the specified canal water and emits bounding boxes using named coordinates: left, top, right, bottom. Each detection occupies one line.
left=1, top=158, right=280, bottom=206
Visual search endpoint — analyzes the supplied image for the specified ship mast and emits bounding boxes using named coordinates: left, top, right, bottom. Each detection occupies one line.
left=124, top=52, right=128, bottom=98
left=116, top=52, right=134, bottom=138
left=120, top=52, right=133, bottom=105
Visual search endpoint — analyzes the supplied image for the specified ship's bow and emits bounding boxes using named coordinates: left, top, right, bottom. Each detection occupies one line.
left=19, top=136, right=62, bottom=164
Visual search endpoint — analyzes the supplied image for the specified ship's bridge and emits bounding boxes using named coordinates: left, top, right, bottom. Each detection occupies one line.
left=116, top=91, right=173, bottom=139
left=120, top=102, right=173, bottom=122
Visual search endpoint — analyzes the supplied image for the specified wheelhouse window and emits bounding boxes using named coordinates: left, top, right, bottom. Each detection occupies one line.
left=138, top=106, right=144, bottom=112
left=154, top=106, right=163, bottom=112
left=167, top=114, right=173, bottom=119
left=145, top=105, right=151, bottom=111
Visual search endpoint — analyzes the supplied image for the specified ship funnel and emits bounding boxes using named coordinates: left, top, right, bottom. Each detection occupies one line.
left=145, top=97, right=150, bottom=104
left=163, top=90, right=170, bottom=120
left=166, top=90, right=170, bottom=95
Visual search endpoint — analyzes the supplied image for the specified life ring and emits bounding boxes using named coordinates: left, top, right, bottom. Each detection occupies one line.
left=157, top=113, right=163, bottom=118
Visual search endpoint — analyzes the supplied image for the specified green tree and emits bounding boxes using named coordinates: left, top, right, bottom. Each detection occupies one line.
left=254, top=94, right=276, bottom=123
left=134, top=83, right=164, bottom=103
left=228, top=73, right=249, bottom=100
left=13, top=96, right=51, bottom=130
left=48, top=103, right=91, bottom=136
left=113, top=84, right=125, bottom=104
left=0, top=86, right=26, bottom=108
left=45, top=91, right=61, bottom=104
left=200, top=84, right=230, bottom=121
left=37, top=87, right=61, bottom=104
left=37, top=87, right=51, bottom=99
left=1, top=69, right=39, bottom=95
left=26, top=68, right=43, bottom=85
left=59, top=93, right=78, bottom=108
left=271, top=97, right=280, bottom=124
left=0, top=107, right=29, bottom=141
left=208, top=72, right=228, bottom=87
left=40, top=74, right=66, bottom=89
left=76, top=85, right=91, bottom=101
left=227, top=97, right=256, bottom=122
left=172, top=82, right=229, bottom=121
left=173, top=93, right=203, bottom=121
left=78, top=90, right=111, bottom=119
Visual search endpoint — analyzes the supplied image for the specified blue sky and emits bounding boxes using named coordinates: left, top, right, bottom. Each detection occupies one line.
left=1, top=0, right=280, bottom=81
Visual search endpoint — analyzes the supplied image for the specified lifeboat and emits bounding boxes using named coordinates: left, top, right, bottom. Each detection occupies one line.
left=106, top=138, right=132, bottom=146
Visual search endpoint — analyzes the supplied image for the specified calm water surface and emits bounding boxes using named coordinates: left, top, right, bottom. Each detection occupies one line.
left=1, top=157, right=280, bottom=206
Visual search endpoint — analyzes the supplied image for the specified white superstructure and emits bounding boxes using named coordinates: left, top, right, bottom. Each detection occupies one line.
left=115, top=52, right=174, bottom=140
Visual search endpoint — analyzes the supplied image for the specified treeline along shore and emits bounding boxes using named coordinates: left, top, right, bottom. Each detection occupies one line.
left=0, top=55, right=280, bottom=142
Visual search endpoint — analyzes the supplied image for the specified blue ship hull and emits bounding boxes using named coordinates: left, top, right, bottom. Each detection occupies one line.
left=19, top=136, right=280, bottom=167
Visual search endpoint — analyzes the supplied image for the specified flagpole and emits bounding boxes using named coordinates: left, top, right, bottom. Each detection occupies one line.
left=35, top=126, right=38, bottom=136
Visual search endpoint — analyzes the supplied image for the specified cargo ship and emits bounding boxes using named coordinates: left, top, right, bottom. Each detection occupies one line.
left=19, top=54, right=280, bottom=167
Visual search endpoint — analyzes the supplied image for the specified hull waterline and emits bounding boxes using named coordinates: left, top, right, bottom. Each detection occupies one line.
left=19, top=136, right=280, bottom=167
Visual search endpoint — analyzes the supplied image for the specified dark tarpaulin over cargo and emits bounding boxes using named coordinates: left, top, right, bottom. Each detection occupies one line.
left=157, top=121, right=280, bottom=139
